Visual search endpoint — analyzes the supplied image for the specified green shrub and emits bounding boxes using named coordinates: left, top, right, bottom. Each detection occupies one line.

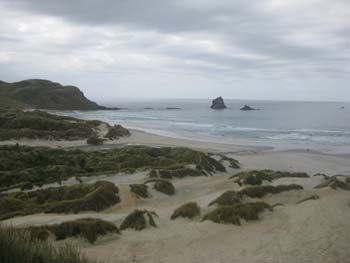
left=230, top=170, right=309, bottom=186
left=0, top=145, right=231, bottom=188
left=208, top=191, right=242, bottom=206
left=0, top=108, right=103, bottom=141
left=120, top=210, right=158, bottom=231
left=86, top=134, right=104, bottom=145
left=0, top=181, right=120, bottom=220
left=202, top=202, right=272, bottom=225
left=28, top=218, right=119, bottom=244
left=105, top=125, right=130, bottom=140
left=0, top=226, right=97, bottom=263
left=239, top=184, right=303, bottom=198
left=145, top=179, right=175, bottom=195
left=129, top=184, right=149, bottom=198
left=217, top=154, right=240, bottom=169
left=171, top=202, right=200, bottom=220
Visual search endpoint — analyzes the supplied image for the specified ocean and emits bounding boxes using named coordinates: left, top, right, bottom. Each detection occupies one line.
left=55, top=99, right=350, bottom=154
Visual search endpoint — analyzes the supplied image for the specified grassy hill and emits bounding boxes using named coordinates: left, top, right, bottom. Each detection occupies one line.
left=0, top=79, right=113, bottom=110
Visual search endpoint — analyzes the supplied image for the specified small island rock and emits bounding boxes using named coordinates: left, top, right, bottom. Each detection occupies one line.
left=240, top=105, right=257, bottom=111
left=211, top=97, right=227, bottom=109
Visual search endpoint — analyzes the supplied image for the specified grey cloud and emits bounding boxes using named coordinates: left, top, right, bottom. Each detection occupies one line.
left=0, top=0, right=349, bottom=100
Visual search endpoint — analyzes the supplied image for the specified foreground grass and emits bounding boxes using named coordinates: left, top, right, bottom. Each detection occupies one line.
left=0, top=226, right=98, bottom=263
left=0, top=145, right=234, bottom=188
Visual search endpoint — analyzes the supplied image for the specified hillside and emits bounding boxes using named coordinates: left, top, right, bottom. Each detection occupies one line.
left=0, top=79, right=114, bottom=110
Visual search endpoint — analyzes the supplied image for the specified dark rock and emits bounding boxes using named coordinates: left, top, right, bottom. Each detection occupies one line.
left=211, top=97, right=226, bottom=109
left=240, top=105, right=257, bottom=111
left=165, top=107, right=181, bottom=110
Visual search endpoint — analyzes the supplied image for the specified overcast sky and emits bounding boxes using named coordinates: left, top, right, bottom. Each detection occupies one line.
left=0, top=0, right=349, bottom=101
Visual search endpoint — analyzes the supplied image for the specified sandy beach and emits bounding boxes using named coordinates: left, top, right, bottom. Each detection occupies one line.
left=3, top=129, right=350, bottom=263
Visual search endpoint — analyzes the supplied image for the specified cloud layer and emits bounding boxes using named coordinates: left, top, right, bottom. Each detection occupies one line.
left=0, top=0, right=349, bottom=101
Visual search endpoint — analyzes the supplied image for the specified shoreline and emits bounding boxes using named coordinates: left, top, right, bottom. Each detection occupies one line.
left=1, top=128, right=349, bottom=176
left=1, top=127, right=350, bottom=158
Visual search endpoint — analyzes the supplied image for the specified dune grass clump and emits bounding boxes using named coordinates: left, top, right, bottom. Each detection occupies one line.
left=171, top=202, right=200, bottom=220
left=217, top=154, right=240, bottom=169
left=0, top=145, right=233, bottom=188
left=86, top=133, right=104, bottom=145
left=28, top=218, right=120, bottom=244
left=0, top=181, right=120, bottom=220
left=230, top=170, right=309, bottom=186
left=120, top=210, right=158, bottom=231
left=202, top=202, right=272, bottom=225
left=208, top=190, right=242, bottom=206
left=296, top=194, right=320, bottom=204
left=0, top=226, right=97, bottom=263
left=129, top=184, right=149, bottom=198
left=0, top=108, right=104, bottom=141
left=145, top=179, right=175, bottom=195
left=315, top=176, right=350, bottom=190
left=105, top=124, right=130, bottom=140
left=239, top=184, right=303, bottom=198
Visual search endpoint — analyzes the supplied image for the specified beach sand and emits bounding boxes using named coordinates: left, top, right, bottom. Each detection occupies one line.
left=2, top=129, right=350, bottom=263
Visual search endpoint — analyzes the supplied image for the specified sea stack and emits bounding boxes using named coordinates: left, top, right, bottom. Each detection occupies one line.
left=240, top=105, right=257, bottom=111
left=211, top=97, right=227, bottom=109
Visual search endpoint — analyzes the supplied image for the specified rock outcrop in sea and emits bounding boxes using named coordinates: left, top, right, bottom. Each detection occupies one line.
left=211, top=97, right=226, bottom=109
left=240, top=105, right=257, bottom=111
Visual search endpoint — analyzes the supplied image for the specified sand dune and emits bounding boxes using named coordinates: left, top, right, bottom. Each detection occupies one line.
left=2, top=130, right=350, bottom=263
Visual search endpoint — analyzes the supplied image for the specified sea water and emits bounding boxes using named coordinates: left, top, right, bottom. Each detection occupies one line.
left=56, top=99, right=350, bottom=154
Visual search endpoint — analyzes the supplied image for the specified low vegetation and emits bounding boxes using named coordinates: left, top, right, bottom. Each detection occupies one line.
left=105, top=124, right=130, bottom=140
left=120, top=210, right=158, bottom=231
left=0, top=145, right=234, bottom=188
left=296, top=194, right=320, bottom=204
left=27, top=218, right=120, bottom=244
left=0, top=181, right=120, bottom=220
left=314, top=176, right=350, bottom=190
left=86, top=133, right=104, bottom=145
left=0, top=225, right=97, bottom=263
left=216, top=154, right=240, bottom=169
left=230, top=170, right=309, bottom=186
left=202, top=202, right=272, bottom=225
left=208, top=190, right=242, bottom=206
left=171, top=202, right=200, bottom=220
left=0, top=108, right=104, bottom=141
left=239, top=184, right=303, bottom=198
left=145, top=179, right=175, bottom=195
left=129, top=184, right=149, bottom=198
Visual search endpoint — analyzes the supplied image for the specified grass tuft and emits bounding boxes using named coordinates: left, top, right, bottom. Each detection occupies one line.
left=129, top=184, right=149, bottom=198
left=0, top=225, right=98, bottom=263
left=202, top=202, right=272, bottom=225
left=208, top=190, right=242, bottom=206
left=239, top=184, right=303, bottom=198
left=171, top=202, right=200, bottom=220
left=230, top=170, right=309, bottom=186
left=28, top=218, right=120, bottom=244
left=120, top=210, right=158, bottom=231
left=145, top=179, right=175, bottom=195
